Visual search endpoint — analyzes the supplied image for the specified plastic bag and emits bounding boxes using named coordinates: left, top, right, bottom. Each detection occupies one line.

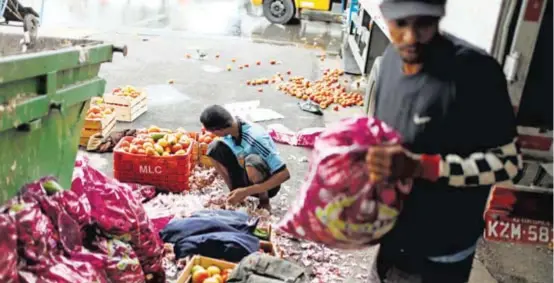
left=130, top=184, right=157, bottom=203
left=24, top=254, right=108, bottom=283
left=277, top=117, right=412, bottom=249
left=0, top=214, right=19, bottom=283
left=10, top=199, right=59, bottom=263
left=72, top=156, right=165, bottom=282
left=267, top=124, right=324, bottom=148
left=93, top=238, right=145, bottom=283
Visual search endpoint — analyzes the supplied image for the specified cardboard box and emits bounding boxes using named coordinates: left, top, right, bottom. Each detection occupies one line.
left=79, top=113, right=116, bottom=146
left=177, top=256, right=236, bottom=283
left=103, top=91, right=147, bottom=122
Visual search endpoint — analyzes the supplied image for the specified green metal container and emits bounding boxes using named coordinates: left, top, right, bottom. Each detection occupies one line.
left=0, top=34, right=127, bottom=204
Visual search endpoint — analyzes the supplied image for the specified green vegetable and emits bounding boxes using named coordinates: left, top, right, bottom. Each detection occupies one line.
left=254, top=228, right=269, bottom=239
left=42, top=180, right=65, bottom=195
left=151, top=133, right=165, bottom=141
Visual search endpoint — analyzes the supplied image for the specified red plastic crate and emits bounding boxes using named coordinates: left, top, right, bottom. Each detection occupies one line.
left=113, top=136, right=192, bottom=192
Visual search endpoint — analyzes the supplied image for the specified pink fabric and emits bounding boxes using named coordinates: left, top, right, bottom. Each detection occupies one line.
left=277, top=117, right=412, bottom=249
left=267, top=124, right=324, bottom=148
left=151, top=216, right=174, bottom=234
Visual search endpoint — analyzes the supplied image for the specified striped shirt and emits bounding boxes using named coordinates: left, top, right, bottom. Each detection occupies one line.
left=221, top=119, right=286, bottom=174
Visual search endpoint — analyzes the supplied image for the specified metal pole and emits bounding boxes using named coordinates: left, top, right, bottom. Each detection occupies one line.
left=39, top=0, right=45, bottom=24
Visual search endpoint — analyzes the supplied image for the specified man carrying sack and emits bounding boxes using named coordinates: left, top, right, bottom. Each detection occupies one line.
left=365, top=0, right=522, bottom=282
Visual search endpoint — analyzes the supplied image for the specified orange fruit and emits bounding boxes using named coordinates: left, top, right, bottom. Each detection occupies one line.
left=147, top=126, right=161, bottom=133
left=145, top=147, right=156, bottom=156
left=119, top=141, right=130, bottom=148
left=171, top=144, right=183, bottom=153
left=204, top=136, right=213, bottom=144
left=129, top=145, right=139, bottom=154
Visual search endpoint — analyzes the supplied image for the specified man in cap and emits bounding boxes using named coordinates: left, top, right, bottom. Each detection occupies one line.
left=365, top=0, right=522, bottom=282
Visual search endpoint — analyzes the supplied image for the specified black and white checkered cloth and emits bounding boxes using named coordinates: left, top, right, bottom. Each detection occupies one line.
left=439, top=139, right=522, bottom=187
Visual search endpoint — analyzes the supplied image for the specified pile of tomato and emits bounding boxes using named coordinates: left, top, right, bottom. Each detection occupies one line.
left=277, top=68, right=364, bottom=109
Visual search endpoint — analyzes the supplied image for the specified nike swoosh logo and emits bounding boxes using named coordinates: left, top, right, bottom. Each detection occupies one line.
left=413, top=115, right=432, bottom=125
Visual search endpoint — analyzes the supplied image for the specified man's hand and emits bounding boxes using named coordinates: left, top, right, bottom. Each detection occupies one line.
left=227, top=188, right=249, bottom=205
left=366, top=144, right=422, bottom=182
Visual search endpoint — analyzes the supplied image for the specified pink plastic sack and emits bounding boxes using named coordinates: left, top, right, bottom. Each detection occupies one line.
left=24, top=254, right=108, bottom=283
left=10, top=200, right=59, bottom=263
left=277, top=117, right=412, bottom=248
left=131, top=184, right=157, bottom=203
left=72, top=156, right=165, bottom=282
left=0, top=214, right=19, bottom=283
left=267, top=124, right=324, bottom=148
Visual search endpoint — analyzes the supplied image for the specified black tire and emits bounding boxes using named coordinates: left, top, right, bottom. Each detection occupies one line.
left=23, top=14, right=39, bottom=46
left=364, top=56, right=382, bottom=116
left=262, top=0, right=296, bottom=25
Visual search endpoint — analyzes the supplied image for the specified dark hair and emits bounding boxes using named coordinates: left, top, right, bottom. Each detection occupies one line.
left=200, top=105, right=234, bottom=130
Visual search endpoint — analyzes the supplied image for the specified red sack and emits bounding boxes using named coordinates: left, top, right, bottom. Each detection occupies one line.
left=0, top=214, right=18, bottom=283
left=72, top=156, right=165, bottom=282
left=93, top=238, right=145, bottom=283
left=277, top=117, right=412, bottom=249
left=10, top=200, right=59, bottom=263
left=24, top=254, right=108, bottom=283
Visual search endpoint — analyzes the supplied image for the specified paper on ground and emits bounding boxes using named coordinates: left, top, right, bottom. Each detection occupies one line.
left=224, top=100, right=284, bottom=122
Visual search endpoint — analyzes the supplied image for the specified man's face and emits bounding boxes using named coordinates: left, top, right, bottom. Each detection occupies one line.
left=385, top=16, right=440, bottom=64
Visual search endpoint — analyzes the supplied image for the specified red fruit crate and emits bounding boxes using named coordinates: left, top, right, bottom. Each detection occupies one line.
left=113, top=137, right=192, bottom=192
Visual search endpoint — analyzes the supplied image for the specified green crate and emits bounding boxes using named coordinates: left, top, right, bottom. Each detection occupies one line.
left=0, top=34, right=127, bottom=204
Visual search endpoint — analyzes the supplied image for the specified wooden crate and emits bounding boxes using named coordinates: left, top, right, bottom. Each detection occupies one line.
left=79, top=113, right=116, bottom=146
left=103, top=91, right=148, bottom=122
left=260, top=240, right=281, bottom=258
left=177, top=256, right=236, bottom=283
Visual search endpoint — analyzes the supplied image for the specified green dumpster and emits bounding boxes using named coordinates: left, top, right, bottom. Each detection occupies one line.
left=0, top=34, right=127, bottom=204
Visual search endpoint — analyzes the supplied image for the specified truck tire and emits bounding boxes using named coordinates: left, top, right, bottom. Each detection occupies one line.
left=263, top=0, right=296, bottom=25
left=364, top=56, right=382, bottom=116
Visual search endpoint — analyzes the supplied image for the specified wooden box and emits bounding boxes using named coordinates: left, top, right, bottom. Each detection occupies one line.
left=177, top=256, right=236, bottom=283
left=103, top=91, right=148, bottom=122
left=260, top=240, right=281, bottom=258
left=80, top=113, right=116, bottom=146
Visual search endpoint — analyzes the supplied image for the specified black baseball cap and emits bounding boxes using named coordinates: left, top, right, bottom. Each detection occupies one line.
left=380, top=0, right=446, bottom=20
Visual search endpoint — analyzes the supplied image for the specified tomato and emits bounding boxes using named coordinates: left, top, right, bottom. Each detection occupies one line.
left=137, top=148, right=146, bottom=155
left=203, top=136, right=213, bottom=144
left=129, top=145, right=139, bottom=154
left=171, top=144, right=183, bottom=153
left=119, top=141, right=130, bottom=148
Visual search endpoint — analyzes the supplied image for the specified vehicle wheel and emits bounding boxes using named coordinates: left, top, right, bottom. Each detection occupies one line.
left=263, top=0, right=296, bottom=25
left=23, top=14, right=39, bottom=46
left=364, top=56, right=382, bottom=116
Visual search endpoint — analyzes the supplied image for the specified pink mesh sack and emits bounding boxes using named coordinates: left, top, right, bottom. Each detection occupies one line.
left=277, top=117, right=412, bottom=248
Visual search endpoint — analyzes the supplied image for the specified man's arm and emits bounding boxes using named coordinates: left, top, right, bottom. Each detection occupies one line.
left=417, top=139, right=522, bottom=186
left=419, top=52, right=522, bottom=186
left=244, top=167, right=291, bottom=195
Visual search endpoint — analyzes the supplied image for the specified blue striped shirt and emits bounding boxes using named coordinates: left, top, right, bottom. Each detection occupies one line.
left=221, top=120, right=285, bottom=174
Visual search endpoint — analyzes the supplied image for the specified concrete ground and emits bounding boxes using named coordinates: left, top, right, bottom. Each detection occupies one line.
left=2, top=0, right=551, bottom=281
